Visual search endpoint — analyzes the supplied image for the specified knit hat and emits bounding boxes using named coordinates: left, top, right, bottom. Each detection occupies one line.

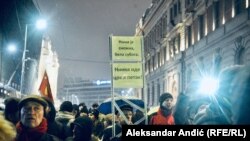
left=71, top=116, right=93, bottom=141
left=73, top=116, right=93, bottom=129
left=18, top=95, right=48, bottom=110
left=4, top=97, right=20, bottom=114
left=60, top=101, right=73, bottom=112
left=159, top=93, right=173, bottom=105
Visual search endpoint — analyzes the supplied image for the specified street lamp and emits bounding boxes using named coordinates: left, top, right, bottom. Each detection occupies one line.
left=20, top=19, right=47, bottom=94
left=7, top=44, right=17, bottom=53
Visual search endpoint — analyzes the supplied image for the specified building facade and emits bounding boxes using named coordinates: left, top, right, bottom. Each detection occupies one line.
left=135, top=0, right=250, bottom=107
left=59, top=78, right=111, bottom=108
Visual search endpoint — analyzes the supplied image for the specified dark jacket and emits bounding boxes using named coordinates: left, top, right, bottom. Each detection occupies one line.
left=55, top=111, right=75, bottom=139
left=16, top=133, right=61, bottom=141
left=43, top=97, right=64, bottom=140
left=102, top=124, right=121, bottom=141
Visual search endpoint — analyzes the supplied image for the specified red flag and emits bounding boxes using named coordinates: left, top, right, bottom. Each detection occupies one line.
left=39, top=70, right=54, bottom=103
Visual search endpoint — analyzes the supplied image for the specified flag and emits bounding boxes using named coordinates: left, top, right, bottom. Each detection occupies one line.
left=39, top=70, right=54, bottom=103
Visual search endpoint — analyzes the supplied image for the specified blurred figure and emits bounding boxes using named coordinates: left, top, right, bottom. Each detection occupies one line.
left=79, top=102, right=89, bottom=117
left=16, top=95, right=61, bottom=141
left=72, top=104, right=80, bottom=118
left=149, top=92, right=175, bottom=125
left=55, top=101, right=75, bottom=139
left=188, top=97, right=211, bottom=124
left=102, top=114, right=113, bottom=129
left=193, top=65, right=243, bottom=125
left=65, top=116, right=99, bottom=141
left=230, top=64, right=250, bottom=124
left=42, top=97, right=64, bottom=140
left=118, top=104, right=133, bottom=125
left=132, top=109, right=145, bottom=125
left=101, top=105, right=133, bottom=141
left=89, top=109, right=104, bottom=139
left=184, top=79, right=214, bottom=125
left=4, top=97, right=20, bottom=125
left=173, top=92, right=189, bottom=125
left=0, top=114, right=16, bottom=141
left=89, top=103, right=99, bottom=113
left=215, top=65, right=243, bottom=124
left=56, top=101, right=74, bottom=124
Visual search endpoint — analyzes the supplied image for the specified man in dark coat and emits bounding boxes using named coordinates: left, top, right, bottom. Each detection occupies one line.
left=42, top=97, right=64, bottom=140
left=4, top=97, right=20, bottom=125
left=65, top=116, right=99, bottom=141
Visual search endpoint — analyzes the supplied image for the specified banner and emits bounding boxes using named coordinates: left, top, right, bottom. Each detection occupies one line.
left=111, top=36, right=142, bottom=61
left=39, top=70, right=54, bottom=103
left=112, top=63, right=143, bottom=88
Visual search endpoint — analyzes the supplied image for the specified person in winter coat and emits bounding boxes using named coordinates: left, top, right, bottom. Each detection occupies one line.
left=219, top=64, right=250, bottom=125
left=0, top=113, right=16, bottom=141
left=149, top=92, right=175, bottom=125
left=42, top=97, right=64, bottom=140
left=229, top=64, right=250, bottom=124
left=55, top=101, right=75, bottom=139
left=89, top=109, right=104, bottom=139
left=4, top=97, right=20, bottom=125
left=118, top=104, right=134, bottom=125
left=65, top=116, right=99, bottom=141
left=173, top=92, right=189, bottom=124
left=16, top=94, right=61, bottom=141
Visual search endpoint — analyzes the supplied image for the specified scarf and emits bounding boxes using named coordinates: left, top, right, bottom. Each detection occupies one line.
left=16, top=118, right=48, bottom=141
left=150, top=108, right=175, bottom=125
left=160, top=106, right=172, bottom=117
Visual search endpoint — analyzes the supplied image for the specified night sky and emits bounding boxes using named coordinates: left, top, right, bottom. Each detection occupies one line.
left=36, top=0, right=152, bottom=89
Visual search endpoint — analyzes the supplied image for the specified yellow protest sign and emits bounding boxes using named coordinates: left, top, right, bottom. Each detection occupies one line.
left=112, top=63, right=143, bottom=88
left=111, top=36, right=142, bottom=61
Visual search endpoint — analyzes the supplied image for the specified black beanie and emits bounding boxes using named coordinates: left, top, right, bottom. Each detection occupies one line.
left=89, top=109, right=100, bottom=119
left=4, top=97, right=20, bottom=114
left=60, top=101, right=73, bottom=112
left=72, top=116, right=93, bottom=141
left=159, top=93, right=173, bottom=105
left=73, top=116, right=93, bottom=129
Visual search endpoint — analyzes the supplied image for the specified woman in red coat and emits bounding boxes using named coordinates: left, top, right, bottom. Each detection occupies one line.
left=149, top=93, right=175, bottom=125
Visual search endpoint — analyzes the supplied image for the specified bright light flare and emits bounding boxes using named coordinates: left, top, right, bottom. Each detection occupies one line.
left=36, top=19, right=47, bottom=30
left=7, top=44, right=17, bottom=53
left=198, top=76, right=218, bottom=95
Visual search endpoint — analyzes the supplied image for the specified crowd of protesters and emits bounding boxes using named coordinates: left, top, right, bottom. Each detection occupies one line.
left=0, top=94, right=138, bottom=141
left=0, top=64, right=249, bottom=141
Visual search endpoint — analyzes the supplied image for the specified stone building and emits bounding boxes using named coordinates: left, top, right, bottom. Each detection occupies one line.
left=59, top=78, right=111, bottom=108
left=135, top=0, right=250, bottom=106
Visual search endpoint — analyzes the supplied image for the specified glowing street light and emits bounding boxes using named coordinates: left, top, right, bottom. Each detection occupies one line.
left=36, top=19, right=47, bottom=30
left=20, top=18, right=47, bottom=94
left=7, top=44, right=17, bottom=54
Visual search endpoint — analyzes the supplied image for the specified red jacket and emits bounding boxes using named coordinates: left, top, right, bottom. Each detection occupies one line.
left=149, top=108, right=175, bottom=125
